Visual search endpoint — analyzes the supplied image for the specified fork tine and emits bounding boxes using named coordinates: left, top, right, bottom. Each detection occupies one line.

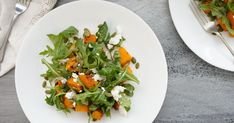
left=190, top=3, right=206, bottom=29
left=191, top=0, right=210, bottom=23
left=192, top=0, right=210, bottom=22
left=23, top=0, right=27, bottom=5
left=26, top=0, right=31, bottom=6
left=190, top=0, right=208, bottom=25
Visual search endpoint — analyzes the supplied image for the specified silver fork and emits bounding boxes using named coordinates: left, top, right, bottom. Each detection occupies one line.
left=189, top=0, right=234, bottom=57
left=0, top=0, right=31, bottom=62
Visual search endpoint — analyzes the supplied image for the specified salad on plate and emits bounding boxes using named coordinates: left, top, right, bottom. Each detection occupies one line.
left=198, top=0, right=234, bottom=36
left=39, top=22, right=140, bottom=122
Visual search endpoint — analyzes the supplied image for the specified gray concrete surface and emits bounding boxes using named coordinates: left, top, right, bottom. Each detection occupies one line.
left=1, top=0, right=234, bottom=123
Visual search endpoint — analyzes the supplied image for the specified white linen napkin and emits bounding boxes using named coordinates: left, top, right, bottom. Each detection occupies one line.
left=0, top=0, right=57, bottom=77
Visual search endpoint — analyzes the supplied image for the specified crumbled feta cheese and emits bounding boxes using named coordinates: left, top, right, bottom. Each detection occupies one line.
left=107, top=44, right=113, bottom=49
left=77, top=63, right=81, bottom=67
left=101, top=87, right=106, bottom=92
left=65, top=91, right=76, bottom=99
left=59, top=58, right=69, bottom=64
left=72, top=102, right=76, bottom=107
left=93, top=74, right=103, bottom=81
left=72, top=73, right=78, bottom=78
left=111, top=86, right=125, bottom=101
left=109, top=34, right=122, bottom=45
left=91, top=68, right=97, bottom=73
left=61, top=78, right=67, bottom=84
left=88, top=44, right=93, bottom=48
left=79, top=73, right=85, bottom=75
left=119, top=106, right=127, bottom=116
left=103, top=47, right=112, bottom=60
left=73, top=78, right=78, bottom=82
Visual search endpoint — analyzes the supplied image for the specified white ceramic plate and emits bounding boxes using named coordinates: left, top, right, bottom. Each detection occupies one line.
left=15, top=0, right=168, bottom=123
left=169, top=0, right=234, bottom=71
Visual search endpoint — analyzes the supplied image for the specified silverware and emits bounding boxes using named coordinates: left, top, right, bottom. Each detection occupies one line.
left=189, top=0, right=234, bottom=57
left=0, top=0, right=31, bottom=62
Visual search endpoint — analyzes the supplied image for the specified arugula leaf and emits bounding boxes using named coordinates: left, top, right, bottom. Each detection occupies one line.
left=119, top=94, right=131, bottom=112
left=96, top=22, right=109, bottom=43
left=41, top=58, right=61, bottom=77
left=222, top=16, right=234, bottom=35
left=199, top=1, right=227, bottom=18
left=122, top=84, right=135, bottom=97
left=45, top=88, right=56, bottom=106
left=59, top=26, right=78, bottom=39
left=228, top=1, right=234, bottom=12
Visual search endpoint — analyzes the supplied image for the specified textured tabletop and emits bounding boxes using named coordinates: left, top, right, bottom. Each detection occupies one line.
left=1, top=0, right=234, bottom=123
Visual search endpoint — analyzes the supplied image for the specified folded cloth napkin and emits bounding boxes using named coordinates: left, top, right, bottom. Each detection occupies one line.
left=0, top=0, right=57, bottom=77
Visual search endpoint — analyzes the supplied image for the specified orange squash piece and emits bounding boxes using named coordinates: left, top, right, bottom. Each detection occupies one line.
left=217, top=18, right=227, bottom=31
left=67, top=77, right=83, bottom=92
left=119, top=47, right=132, bottom=66
left=66, top=57, right=78, bottom=72
left=84, top=34, right=97, bottom=43
left=91, top=109, right=103, bottom=121
left=227, top=11, right=234, bottom=29
left=75, top=104, right=89, bottom=112
left=79, top=75, right=97, bottom=89
left=63, top=97, right=74, bottom=109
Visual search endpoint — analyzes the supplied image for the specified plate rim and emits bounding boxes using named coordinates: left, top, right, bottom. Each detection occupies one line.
left=15, top=0, right=168, bottom=122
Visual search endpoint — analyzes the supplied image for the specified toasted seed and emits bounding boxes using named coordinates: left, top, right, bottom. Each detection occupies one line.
left=45, top=90, right=51, bottom=94
left=83, top=28, right=91, bottom=37
left=44, top=76, right=48, bottom=80
left=111, top=32, right=117, bottom=37
left=131, top=57, right=136, bottom=64
left=42, top=81, right=47, bottom=88
left=135, top=62, right=140, bottom=69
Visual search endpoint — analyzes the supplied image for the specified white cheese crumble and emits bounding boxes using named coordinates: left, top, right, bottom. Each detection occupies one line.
left=93, top=74, right=103, bottom=81
left=59, top=58, right=69, bottom=64
left=101, top=87, right=106, bottom=92
left=79, top=73, right=85, bottom=75
left=119, top=106, right=127, bottom=116
left=96, top=53, right=100, bottom=56
left=72, top=73, right=78, bottom=78
left=111, top=86, right=125, bottom=101
left=61, top=78, right=67, bottom=84
left=73, top=78, right=78, bottom=82
left=72, top=102, right=76, bottom=107
left=91, top=68, right=97, bottom=73
left=65, top=91, right=76, bottom=99
left=109, top=34, right=122, bottom=45
left=107, top=44, right=113, bottom=49
left=88, top=44, right=93, bottom=48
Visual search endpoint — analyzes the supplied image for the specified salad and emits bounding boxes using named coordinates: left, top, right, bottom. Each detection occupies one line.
left=40, top=22, right=140, bottom=122
left=198, top=0, right=234, bottom=36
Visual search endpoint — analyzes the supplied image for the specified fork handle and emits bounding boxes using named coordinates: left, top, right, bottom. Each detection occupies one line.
left=215, top=32, right=234, bottom=57
left=0, top=14, right=19, bottom=62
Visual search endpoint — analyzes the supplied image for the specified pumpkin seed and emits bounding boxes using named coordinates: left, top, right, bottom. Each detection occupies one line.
left=83, top=28, right=91, bottom=37
left=131, top=57, right=136, bottom=64
left=135, top=62, right=140, bottom=69
left=42, top=81, right=47, bottom=88
left=45, top=90, right=51, bottom=94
